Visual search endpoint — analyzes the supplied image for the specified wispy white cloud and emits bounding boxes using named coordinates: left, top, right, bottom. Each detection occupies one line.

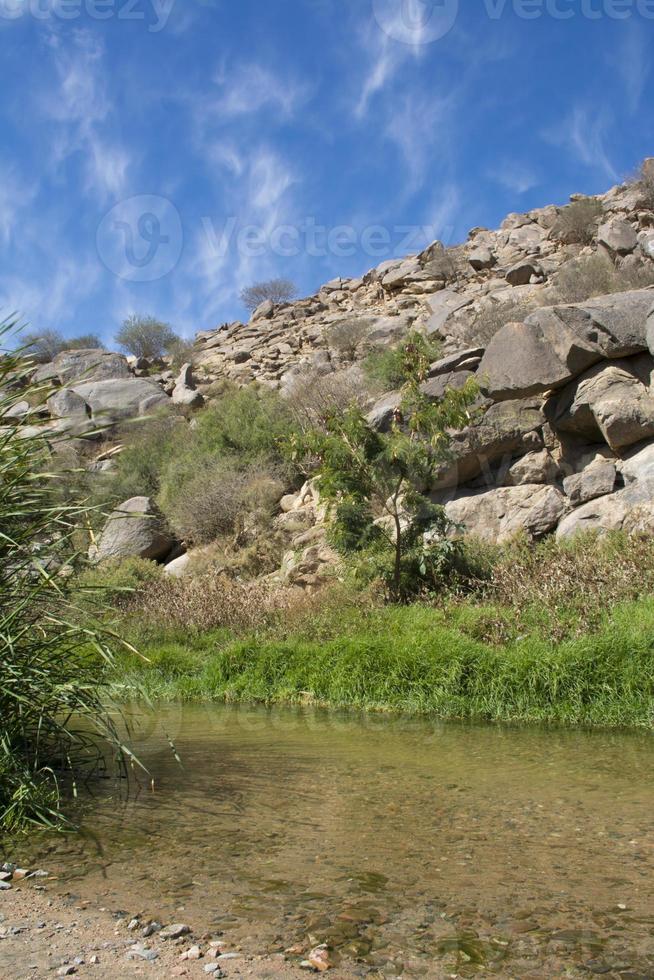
left=209, top=63, right=309, bottom=119
left=39, top=29, right=131, bottom=202
left=542, top=105, right=618, bottom=182
left=189, top=145, right=300, bottom=321
left=0, top=167, right=37, bottom=246
left=489, top=160, right=539, bottom=195
left=610, top=25, right=650, bottom=115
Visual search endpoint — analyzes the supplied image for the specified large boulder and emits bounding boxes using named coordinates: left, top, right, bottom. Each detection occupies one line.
left=479, top=290, right=654, bottom=401
left=598, top=218, right=638, bottom=256
left=70, top=378, right=170, bottom=423
left=478, top=315, right=599, bottom=401
left=562, top=460, right=617, bottom=506
left=172, top=363, right=204, bottom=408
left=34, top=349, right=132, bottom=386
left=433, top=397, right=545, bottom=489
left=445, top=485, right=568, bottom=543
left=556, top=439, right=654, bottom=538
left=91, top=497, right=175, bottom=563
left=424, top=289, right=473, bottom=336
left=548, top=356, right=654, bottom=452
left=556, top=481, right=654, bottom=539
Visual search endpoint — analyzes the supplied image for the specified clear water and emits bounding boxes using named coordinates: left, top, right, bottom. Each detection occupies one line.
left=10, top=705, right=654, bottom=977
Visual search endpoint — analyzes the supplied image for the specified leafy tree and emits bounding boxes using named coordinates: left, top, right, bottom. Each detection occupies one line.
left=290, top=334, right=478, bottom=599
left=240, top=278, right=298, bottom=312
left=115, top=314, right=179, bottom=360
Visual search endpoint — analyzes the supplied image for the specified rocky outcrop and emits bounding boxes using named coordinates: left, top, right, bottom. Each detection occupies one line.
left=34, top=349, right=132, bottom=385
left=69, top=378, right=170, bottom=424
left=445, top=485, right=568, bottom=544
left=34, top=161, right=654, bottom=555
left=91, top=497, right=176, bottom=564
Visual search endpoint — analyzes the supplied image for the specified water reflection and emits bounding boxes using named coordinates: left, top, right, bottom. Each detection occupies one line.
left=10, top=705, right=654, bottom=977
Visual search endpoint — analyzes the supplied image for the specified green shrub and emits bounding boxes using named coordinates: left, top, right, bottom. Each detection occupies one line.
left=363, top=331, right=442, bottom=391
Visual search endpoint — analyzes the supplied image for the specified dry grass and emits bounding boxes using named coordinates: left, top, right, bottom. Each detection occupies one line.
left=467, top=297, right=537, bottom=345
left=285, top=366, right=371, bottom=431
left=551, top=198, right=604, bottom=245
left=133, top=571, right=299, bottom=632
left=467, top=531, right=654, bottom=644
left=546, top=252, right=654, bottom=304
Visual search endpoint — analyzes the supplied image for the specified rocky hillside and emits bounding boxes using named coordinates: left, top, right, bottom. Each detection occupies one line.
left=17, top=161, right=654, bottom=581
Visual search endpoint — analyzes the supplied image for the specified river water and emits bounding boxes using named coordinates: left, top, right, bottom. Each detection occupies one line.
left=10, top=705, right=654, bottom=977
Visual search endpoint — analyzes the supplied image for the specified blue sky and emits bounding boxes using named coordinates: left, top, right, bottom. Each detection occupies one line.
left=0, top=0, right=653, bottom=343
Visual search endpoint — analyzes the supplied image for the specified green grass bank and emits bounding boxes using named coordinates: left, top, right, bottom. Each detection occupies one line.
left=110, top=596, right=654, bottom=729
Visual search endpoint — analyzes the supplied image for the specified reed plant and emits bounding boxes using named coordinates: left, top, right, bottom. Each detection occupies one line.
left=0, top=318, right=138, bottom=831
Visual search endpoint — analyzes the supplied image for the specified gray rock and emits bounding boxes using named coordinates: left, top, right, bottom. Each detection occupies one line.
left=159, top=923, right=191, bottom=940
left=47, top=388, right=90, bottom=419
left=366, top=391, right=402, bottom=432
left=504, top=449, right=560, bottom=487
left=619, top=441, right=654, bottom=485
left=549, top=357, right=654, bottom=452
left=427, top=348, right=485, bottom=378
left=70, top=378, right=170, bottom=423
left=479, top=290, right=654, bottom=401
left=252, top=299, right=275, bottom=320
left=445, top=485, right=568, bottom=543
left=479, top=317, right=599, bottom=401
left=91, top=497, right=175, bottom=564
left=2, top=400, right=30, bottom=419
left=598, top=218, right=638, bottom=255
left=381, top=256, right=422, bottom=289
left=468, top=247, right=495, bottom=271
left=172, top=363, right=205, bottom=409
left=556, top=480, right=654, bottom=539
left=433, top=397, right=545, bottom=489
left=563, top=461, right=617, bottom=506
left=34, top=349, right=131, bottom=386
left=126, top=944, right=159, bottom=962
left=424, top=289, right=473, bottom=336
left=506, top=259, right=542, bottom=286
left=420, top=370, right=474, bottom=401
left=164, top=553, right=191, bottom=578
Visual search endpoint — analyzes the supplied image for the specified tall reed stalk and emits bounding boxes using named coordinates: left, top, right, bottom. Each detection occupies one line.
left=0, top=318, right=137, bottom=831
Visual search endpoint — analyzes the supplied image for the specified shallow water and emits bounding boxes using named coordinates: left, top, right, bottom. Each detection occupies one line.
left=11, top=705, right=654, bottom=977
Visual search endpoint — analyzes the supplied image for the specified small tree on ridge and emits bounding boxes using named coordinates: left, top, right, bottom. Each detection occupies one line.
left=240, top=278, right=298, bottom=313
